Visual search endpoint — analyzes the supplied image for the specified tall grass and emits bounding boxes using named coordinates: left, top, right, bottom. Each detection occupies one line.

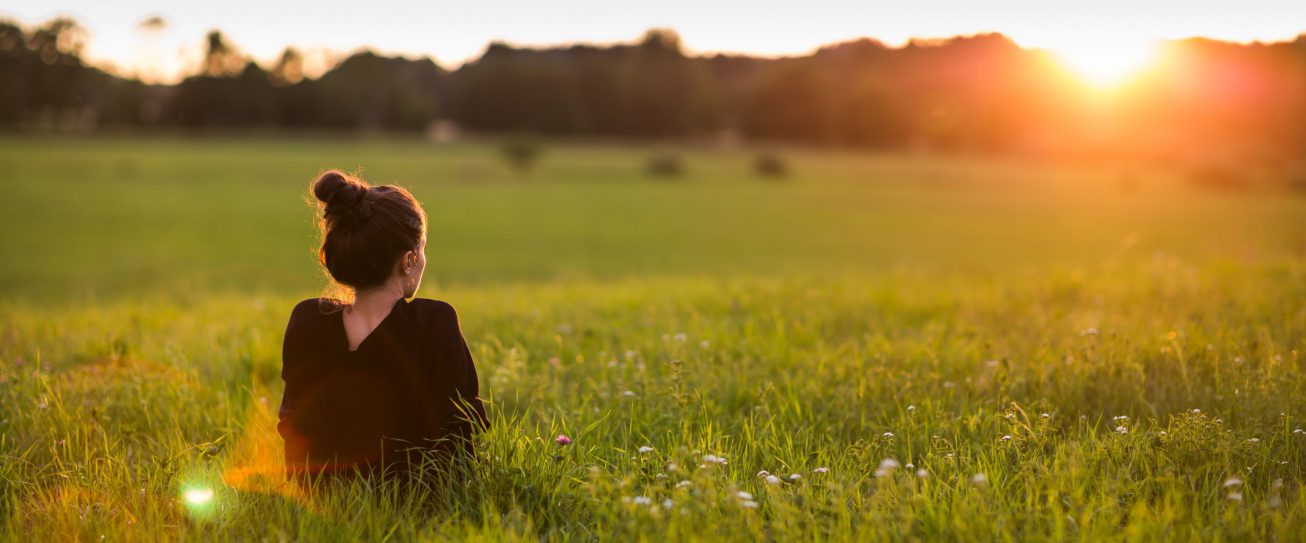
left=0, top=137, right=1303, bottom=539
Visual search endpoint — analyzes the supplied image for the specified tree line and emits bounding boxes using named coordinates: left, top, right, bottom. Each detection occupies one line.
left=4, top=17, right=1305, bottom=162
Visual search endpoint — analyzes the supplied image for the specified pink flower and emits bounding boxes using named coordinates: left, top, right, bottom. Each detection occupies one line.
left=555, top=434, right=572, bottom=445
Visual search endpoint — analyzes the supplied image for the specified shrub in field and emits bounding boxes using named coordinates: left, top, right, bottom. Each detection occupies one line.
left=645, top=153, right=685, bottom=179
left=501, top=136, right=541, bottom=174
left=753, top=151, right=788, bottom=179
left=1184, top=161, right=1248, bottom=191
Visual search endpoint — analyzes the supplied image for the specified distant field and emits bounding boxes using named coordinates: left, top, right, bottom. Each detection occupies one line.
left=1, top=136, right=1304, bottom=540
left=2, top=136, right=1302, bottom=301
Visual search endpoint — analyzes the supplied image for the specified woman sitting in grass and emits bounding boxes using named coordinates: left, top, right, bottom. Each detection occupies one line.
left=277, top=170, right=488, bottom=484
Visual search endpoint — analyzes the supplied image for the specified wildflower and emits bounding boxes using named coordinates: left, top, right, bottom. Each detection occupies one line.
left=1080, top=327, right=1099, bottom=336
left=788, top=473, right=801, bottom=481
left=655, top=474, right=668, bottom=480
left=740, top=500, right=759, bottom=509
left=1001, top=435, right=1012, bottom=441
left=667, top=462, right=679, bottom=471
left=1158, top=431, right=1168, bottom=437
left=765, top=475, right=781, bottom=484
left=1223, top=477, right=1243, bottom=488
left=676, top=480, right=692, bottom=489
left=1040, top=413, right=1050, bottom=419
left=875, top=458, right=900, bottom=477
left=702, top=454, right=727, bottom=465
left=1191, top=408, right=1201, bottom=414
left=971, top=473, right=987, bottom=485
left=882, top=432, right=894, bottom=438
left=1227, top=492, right=1243, bottom=501
left=915, top=468, right=929, bottom=478
left=1115, top=426, right=1128, bottom=435
left=699, top=340, right=710, bottom=348
left=756, top=470, right=770, bottom=479
left=633, top=496, right=652, bottom=506
left=736, top=491, right=753, bottom=500
left=906, top=404, right=916, bottom=412
left=1273, top=479, right=1284, bottom=489
left=1113, top=415, right=1128, bottom=422
left=622, top=390, right=636, bottom=398
left=985, top=360, right=1000, bottom=368
left=1246, top=438, right=1260, bottom=443
left=662, top=498, right=674, bottom=509
left=813, top=467, right=829, bottom=474
left=639, top=446, right=655, bottom=454
left=673, top=333, right=687, bottom=342
left=904, top=463, right=914, bottom=470
left=555, top=434, right=572, bottom=445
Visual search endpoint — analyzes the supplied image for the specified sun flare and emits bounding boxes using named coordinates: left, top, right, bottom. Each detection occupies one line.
left=1049, top=39, right=1164, bottom=89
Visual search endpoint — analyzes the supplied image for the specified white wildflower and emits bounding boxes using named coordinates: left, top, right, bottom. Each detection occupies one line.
left=915, top=468, right=929, bottom=478
left=788, top=473, right=801, bottom=481
left=639, top=446, right=655, bottom=454
left=1227, top=492, right=1243, bottom=501
left=675, top=480, right=692, bottom=489
left=736, top=491, right=753, bottom=500
left=1115, top=426, right=1128, bottom=435
left=633, top=496, right=652, bottom=506
left=662, top=498, right=674, bottom=509
left=765, top=475, right=781, bottom=485
left=756, top=470, right=770, bottom=479
left=971, top=473, right=987, bottom=485
left=740, top=500, right=759, bottom=509
left=813, top=467, right=829, bottom=474
left=1223, top=477, right=1243, bottom=488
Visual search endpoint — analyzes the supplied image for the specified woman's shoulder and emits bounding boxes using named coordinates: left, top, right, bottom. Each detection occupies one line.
left=405, top=297, right=459, bottom=321
left=287, top=298, right=343, bottom=327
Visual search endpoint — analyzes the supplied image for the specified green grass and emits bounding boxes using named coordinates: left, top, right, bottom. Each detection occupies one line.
left=1, top=135, right=1304, bottom=541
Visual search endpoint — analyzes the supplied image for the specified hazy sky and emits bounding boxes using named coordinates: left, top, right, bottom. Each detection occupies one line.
left=5, top=1, right=1305, bottom=83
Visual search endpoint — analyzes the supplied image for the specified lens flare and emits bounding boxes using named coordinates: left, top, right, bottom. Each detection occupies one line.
left=183, top=487, right=214, bottom=506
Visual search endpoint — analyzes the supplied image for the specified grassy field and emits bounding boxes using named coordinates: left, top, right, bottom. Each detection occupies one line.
left=1, top=136, right=1304, bottom=541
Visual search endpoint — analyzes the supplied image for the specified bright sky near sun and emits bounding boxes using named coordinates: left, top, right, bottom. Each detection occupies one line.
left=4, top=0, right=1305, bottom=84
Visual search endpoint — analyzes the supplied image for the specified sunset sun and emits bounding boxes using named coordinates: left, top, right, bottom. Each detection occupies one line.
left=1049, top=39, right=1164, bottom=88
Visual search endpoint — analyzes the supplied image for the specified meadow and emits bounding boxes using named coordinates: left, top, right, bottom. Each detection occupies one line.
left=0, top=135, right=1304, bottom=541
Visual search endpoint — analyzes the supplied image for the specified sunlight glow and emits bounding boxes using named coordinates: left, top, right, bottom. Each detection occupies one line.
left=183, top=487, right=214, bottom=506
left=1049, top=39, right=1164, bottom=89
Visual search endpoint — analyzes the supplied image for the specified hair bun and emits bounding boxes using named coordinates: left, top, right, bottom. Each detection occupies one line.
left=312, top=170, right=370, bottom=221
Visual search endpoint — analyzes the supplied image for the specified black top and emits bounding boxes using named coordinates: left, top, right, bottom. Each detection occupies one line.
left=277, top=297, right=488, bottom=479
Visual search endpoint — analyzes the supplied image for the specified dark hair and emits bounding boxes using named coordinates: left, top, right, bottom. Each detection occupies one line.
left=311, top=170, right=426, bottom=295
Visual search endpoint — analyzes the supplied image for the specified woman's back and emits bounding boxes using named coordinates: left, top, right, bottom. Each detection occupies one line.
left=278, top=297, right=487, bottom=479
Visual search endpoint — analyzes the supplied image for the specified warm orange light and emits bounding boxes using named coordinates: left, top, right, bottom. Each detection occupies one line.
left=1049, top=38, right=1164, bottom=89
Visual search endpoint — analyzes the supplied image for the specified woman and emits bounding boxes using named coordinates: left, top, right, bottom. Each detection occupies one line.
left=278, top=170, right=487, bottom=483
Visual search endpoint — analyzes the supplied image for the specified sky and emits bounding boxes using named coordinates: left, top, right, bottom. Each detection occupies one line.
left=5, top=0, right=1306, bottom=83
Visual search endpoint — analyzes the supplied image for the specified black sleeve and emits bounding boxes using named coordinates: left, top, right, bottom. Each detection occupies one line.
left=428, top=303, right=489, bottom=442
left=277, top=300, right=314, bottom=437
